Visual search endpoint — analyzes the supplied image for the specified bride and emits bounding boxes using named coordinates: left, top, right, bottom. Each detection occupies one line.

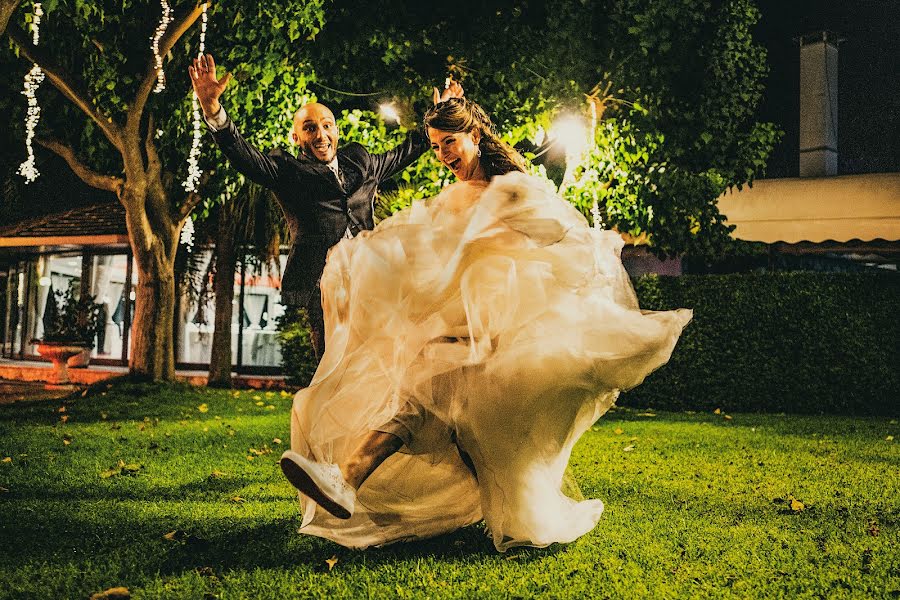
left=280, top=97, right=692, bottom=552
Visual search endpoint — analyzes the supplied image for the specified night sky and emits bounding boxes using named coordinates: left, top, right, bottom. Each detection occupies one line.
left=754, top=0, right=900, bottom=177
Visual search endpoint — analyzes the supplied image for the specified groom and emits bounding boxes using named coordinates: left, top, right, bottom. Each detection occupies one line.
left=188, top=54, right=462, bottom=359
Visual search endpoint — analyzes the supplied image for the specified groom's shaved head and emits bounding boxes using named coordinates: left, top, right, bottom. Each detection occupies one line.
left=292, top=102, right=339, bottom=163
left=294, top=102, right=335, bottom=125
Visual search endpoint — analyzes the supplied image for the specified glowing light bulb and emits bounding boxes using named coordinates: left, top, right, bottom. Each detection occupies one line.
left=379, top=103, right=401, bottom=125
left=550, top=115, right=590, bottom=159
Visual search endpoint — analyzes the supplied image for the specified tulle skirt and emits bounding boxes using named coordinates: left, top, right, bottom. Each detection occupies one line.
left=289, top=172, right=692, bottom=551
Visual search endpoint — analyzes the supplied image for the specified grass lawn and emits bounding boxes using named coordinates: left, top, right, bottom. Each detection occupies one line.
left=0, top=382, right=897, bottom=599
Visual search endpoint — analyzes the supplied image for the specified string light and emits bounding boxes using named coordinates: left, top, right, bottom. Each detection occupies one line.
left=590, top=193, right=604, bottom=230
left=180, top=214, right=195, bottom=250
left=18, top=3, right=44, bottom=184
left=182, top=3, right=208, bottom=193
left=151, top=0, right=174, bottom=93
left=589, top=100, right=601, bottom=227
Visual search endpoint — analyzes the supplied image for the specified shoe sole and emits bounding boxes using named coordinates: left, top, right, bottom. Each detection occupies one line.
left=280, top=456, right=352, bottom=520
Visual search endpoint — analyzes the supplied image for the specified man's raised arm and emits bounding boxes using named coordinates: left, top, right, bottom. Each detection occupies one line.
left=189, top=53, right=282, bottom=189
left=371, top=79, right=465, bottom=183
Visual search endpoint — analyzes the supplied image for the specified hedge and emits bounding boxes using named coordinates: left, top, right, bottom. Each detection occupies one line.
left=279, top=272, right=900, bottom=415
left=622, top=272, right=900, bottom=415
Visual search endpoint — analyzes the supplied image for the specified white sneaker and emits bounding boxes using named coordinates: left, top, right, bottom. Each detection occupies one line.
left=280, top=450, right=356, bottom=519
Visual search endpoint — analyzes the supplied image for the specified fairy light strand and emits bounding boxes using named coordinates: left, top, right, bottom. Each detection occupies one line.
left=588, top=99, right=602, bottom=228
left=179, top=212, right=195, bottom=250
left=182, top=3, right=208, bottom=194
left=17, top=3, right=44, bottom=184
left=151, top=0, right=174, bottom=93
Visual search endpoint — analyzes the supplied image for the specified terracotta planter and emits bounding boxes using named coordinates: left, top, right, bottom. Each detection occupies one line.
left=67, top=348, right=92, bottom=368
left=35, top=342, right=91, bottom=384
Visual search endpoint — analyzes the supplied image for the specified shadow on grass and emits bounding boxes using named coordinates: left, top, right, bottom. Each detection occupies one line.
left=0, top=499, right=557, bottom=581
left=0, top=382, right=219, bottom=426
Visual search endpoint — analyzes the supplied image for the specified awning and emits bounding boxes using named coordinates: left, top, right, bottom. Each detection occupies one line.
left=717, top=173, right=900, bottom=244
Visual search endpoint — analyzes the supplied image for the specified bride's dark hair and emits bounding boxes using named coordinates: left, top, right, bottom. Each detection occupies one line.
left=423, top=97, right=526, bottom=178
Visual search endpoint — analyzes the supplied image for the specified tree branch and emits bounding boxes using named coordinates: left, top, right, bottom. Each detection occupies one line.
left=145, top=112, right=162, bottom=178
left=0, top=0, right=22, bottom=37
left=129, top=2, right=207, bottom=132
left=7, top=24, right=123, bottom=152
left=37, top=139, right=124, bottom=195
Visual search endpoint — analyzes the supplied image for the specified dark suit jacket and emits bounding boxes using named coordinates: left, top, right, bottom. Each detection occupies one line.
left=210, top=115, right=429, bottom=306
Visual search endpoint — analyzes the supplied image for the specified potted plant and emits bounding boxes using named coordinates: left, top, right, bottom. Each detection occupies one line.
left=33, top=288, right=104, bottom=383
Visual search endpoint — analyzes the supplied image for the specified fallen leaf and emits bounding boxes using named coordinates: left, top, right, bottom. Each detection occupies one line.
left=60, top=415, right=69, bottom=423
left=197, top=404, right=209, bottom=413
left=0, top=486, right=8, bottom=493
left=723, top=415, right=733, bottom=421
left=255, top=401, right=265, bottom=406
left=623, top=445, right=635, bottom=452
left=788, top=495, right=805, bottom=512
left=637, top=412, right=656, bottom=417
left=58, top=406, right=67, bottom=413
left=2, top=457, right=11, bottom=463
left=89, top=587, right=130, bottom=600
left=325, top=556, right=338, bottom=571
left=231, top=496, right=245, bottom=503
left=713, top=408, right=721, bottom=415
left=868, top=521, right=880, bottom=537
left=163, top=530, right=181, bottom=541
left=614, top=428, right=624, bottom=435
left=100, top=461, right=143, bottom=479
left=101, top=412, right=108, bottom=420
left=272, top=438, right=282, bottom=445
left=209, top=470, right=227, bottom=479
left=63, top=439, right=72, bottom=446
left=887, top=436, right=894, bottom=441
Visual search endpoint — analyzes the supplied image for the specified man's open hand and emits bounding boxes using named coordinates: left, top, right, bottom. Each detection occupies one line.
left=188, top=53, right=232, bottom=118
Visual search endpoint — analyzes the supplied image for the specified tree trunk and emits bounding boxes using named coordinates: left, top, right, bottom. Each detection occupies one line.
left=208, top=212, right=237, bottom=387
left=121, top=185, right=180, bottom=381
left=129, top=256, right=177, bottom=380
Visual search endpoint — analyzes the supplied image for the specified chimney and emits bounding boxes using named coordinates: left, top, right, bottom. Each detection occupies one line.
left=798, top=31, right=840, bottom=177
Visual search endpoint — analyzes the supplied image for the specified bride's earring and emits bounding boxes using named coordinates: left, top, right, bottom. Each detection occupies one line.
left=476, top=145, right=482, bottom=158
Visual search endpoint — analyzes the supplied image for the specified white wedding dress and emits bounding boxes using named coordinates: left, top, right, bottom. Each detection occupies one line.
left=289, top=172, right=691, bottom=551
